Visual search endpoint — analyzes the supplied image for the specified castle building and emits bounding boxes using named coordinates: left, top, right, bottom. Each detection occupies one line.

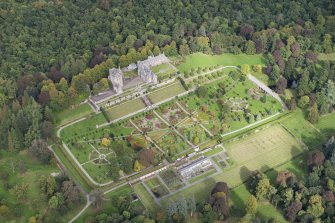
left=108, top=54, right=169, bottom=94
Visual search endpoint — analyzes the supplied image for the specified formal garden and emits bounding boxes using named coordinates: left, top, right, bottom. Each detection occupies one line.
left=58, top=64, right=286, bottom=184
left=132, top=111, right=168, bottom=132
left=156, top=103, right=188, bottom=125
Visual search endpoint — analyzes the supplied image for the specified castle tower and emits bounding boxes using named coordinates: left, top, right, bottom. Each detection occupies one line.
left=108, top=68, right=124, bottom=94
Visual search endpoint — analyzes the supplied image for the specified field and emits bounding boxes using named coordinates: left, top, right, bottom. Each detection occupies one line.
left=55, top=103, right=93, bottom=126
left=178, top=53, right=265, bottom=72
left=147, top=82, right=186, bottom=104
left=223, top=125, right=305, bottom=186
left=105, top=98, right=146, bottom=121
left=280, top=109, right=325, bottom=149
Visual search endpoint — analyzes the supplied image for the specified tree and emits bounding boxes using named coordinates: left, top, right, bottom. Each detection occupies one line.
left=307, top=195, right=324, bottom=219
left=40, top=121, right=53, bottom=139
left=276, top=170, right=295, bottom=187
left=244, top=41, right=256, bottom=54
left=298, top=95, right=310, bottom=108
left=179, top=43, right=190, bottom=56
left=49, top=193, right=64, bottom=209
left=0, top=205, right=9, bottom=216
left=138, top=149, right=156, bottom=166
left=275, top=76, right=287, bottom=94
left=256, top=177, right=271, bottom=200
left=10, top=183, right=28, bottom=202
left=90, top=189, right=105, bottom=210
left=323, top=34, right=333, bottom=53
left=208, top=182, right=230, bottom=219
left=28, top=139, right=53, bottom=164
left=308, top=151, right=325, bottom=167
left=269, top=64, right=280, bottom=83
left=7, top=130, right=15, bottom=153
left=133, top=160, right=145, bottom=172
left=58, top=78, right=68, bottom=92
left=241, top=64, right=250, bottom=75
left=101, top=137, right=111, bottom=147
left=291, top=42, right=300, bottom=58
left=61, top=180, right=81, bottom=205
left=28, top=217, right=37, bottom=223
left=196, top=86, right=208, bottom=98
left=40, top=175, right=57, bottom=197
left=308, top=103, right=319, bottom=124
left=253, top=64, right=262, bottom=73
left=287, top=98, right=297, bottom=111
left=322, top=80, right=335, bottom=108
left=286, top=200, right=302, bottom=222
left=245, top=195, right=257, bottom=215
left=118, top=156, right=133, bottom=174
left=239, top=213, right=253, bottom=223
left=239, top=24, right=254, bottom=40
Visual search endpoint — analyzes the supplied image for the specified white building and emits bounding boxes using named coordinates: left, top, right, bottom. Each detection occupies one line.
left=178, top=157, right=212, bottom=179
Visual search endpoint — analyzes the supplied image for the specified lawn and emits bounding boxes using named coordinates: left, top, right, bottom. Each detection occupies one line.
left=280, top=109, right=325, bottom=149
left=178, top=53, right=265, bottom=72
left=106, top=98, right=146, bottom=121
left=317, top=112, right=335, bottom=137
left=55, top=103, right=93, bottom=126
left=147, top=82, right=186, bottom=104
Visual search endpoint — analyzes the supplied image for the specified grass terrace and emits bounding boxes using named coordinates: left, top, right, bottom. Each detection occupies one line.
left=147, top=82, right=186, bottom=104
left=105, top=98, right=146, bottom=121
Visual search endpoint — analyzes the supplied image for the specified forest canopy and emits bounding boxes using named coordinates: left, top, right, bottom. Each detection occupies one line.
left=1, top=0, right=335, bottom=80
